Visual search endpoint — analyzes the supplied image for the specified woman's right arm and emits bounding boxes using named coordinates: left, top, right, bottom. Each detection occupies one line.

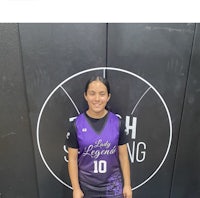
left=68, top=147, right=84, bottom=198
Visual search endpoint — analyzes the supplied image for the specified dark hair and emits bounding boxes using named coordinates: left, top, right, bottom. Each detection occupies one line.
left=84, top=76, right=110, bottom=94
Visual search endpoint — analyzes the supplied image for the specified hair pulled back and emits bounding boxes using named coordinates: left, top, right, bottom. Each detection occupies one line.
left=84, top=76, right=110, bottom=95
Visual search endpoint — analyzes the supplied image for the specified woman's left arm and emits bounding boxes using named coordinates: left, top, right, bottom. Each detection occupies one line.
left=119, top=144, right=132, bottom=198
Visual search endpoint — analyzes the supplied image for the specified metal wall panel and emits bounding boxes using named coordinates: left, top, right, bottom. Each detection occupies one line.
left=19, top=23, right=107, bottom=198
left=170, top=24, right=200, bottom=198
left=107, top=23, right=195, bottom=198
left=0, top=24, right=38, bottom=198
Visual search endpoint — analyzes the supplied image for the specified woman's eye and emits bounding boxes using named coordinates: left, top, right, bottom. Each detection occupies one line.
left=89, top=92, right=95, bottom=95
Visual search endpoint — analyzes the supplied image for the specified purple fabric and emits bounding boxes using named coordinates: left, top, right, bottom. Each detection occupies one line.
left=75, top=112, right=123, bottom=197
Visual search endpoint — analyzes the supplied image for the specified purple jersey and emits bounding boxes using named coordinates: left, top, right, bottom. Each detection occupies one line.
left=75, top=112, right=123, bottom=197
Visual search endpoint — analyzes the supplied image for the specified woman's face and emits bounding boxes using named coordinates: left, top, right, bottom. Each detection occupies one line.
left=84, top=80, right=111, bottom=117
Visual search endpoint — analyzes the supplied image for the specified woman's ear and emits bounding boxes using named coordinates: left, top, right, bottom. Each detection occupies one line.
left=107, top=93, right=111, bottom=102
left=84, top=92, right=87, bottom=101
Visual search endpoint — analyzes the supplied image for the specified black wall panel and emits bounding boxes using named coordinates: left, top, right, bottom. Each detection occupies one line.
left=0, top=23, right=200, bottom=198
left=107, top=23, right=195, bottom=198
left=18, top=24, right=107, bottom=198
left=0, top=24, right=38, bottom=198
left=170, top=24, right=200, bottom=198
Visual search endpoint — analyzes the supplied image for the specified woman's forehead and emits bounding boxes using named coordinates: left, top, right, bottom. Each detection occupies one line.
left=87, top=80, right=107, bottom=91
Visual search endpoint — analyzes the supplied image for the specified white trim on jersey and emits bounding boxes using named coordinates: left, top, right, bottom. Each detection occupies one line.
left=69, top=116, right=77, bottom=122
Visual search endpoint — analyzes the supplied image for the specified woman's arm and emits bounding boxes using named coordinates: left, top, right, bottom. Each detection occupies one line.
left=119, top=144, right=132, bottom=198
left=68, top=147, right=84, bottom=198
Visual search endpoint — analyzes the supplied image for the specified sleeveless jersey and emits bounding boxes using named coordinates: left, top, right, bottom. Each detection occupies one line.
left=75, top=112, right=123, bottom=197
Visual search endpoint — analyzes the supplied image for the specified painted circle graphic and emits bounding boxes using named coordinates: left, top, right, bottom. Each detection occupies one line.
left=37, top=67, right=172, bottom=191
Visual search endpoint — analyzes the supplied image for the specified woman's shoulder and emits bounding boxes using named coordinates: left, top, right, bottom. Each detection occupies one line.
left=109, top=111, right=122, bottom=119
left=69, top=112, right=85, bottom=121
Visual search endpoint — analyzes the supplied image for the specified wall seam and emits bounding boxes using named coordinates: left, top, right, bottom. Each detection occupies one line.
left=169, top=23, right=197, bottom=198
left=17, top=23, right=40, bottom=198
left=105, top=23, right=109, bottom=78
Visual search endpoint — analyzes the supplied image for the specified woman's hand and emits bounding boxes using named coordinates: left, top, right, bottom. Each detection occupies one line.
left=123, top=185, right=132, bottom=198
left=73, top=188, right=84, bottom=198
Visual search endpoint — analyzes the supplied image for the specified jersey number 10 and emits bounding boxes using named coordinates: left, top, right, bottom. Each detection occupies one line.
left=94, top=160, right=107, bottom=173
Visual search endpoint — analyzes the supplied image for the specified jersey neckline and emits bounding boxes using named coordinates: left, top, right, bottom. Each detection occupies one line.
left=84, top=111, right=110, bottom=134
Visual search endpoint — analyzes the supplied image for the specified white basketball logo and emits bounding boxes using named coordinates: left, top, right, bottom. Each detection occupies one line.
left=37, top=67, right=172, bottom=190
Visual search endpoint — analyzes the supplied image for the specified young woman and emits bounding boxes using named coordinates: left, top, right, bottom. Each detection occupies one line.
left=67, top=76, right=132, bottom=198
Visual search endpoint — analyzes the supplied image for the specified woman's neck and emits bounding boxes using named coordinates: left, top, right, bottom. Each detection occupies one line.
left=86, top=109, right=108, bottom=119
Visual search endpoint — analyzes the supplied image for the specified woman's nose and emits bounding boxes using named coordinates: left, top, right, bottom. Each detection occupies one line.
left=94, top=94, right=100, bottom=100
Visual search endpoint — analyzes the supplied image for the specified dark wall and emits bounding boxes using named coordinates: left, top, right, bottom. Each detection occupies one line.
left=170, top=24, right=200, bottom=198
left=107, top=23, right=195, bottom=198
left=0, top=23, right=199, bottom=198
left=0, top=24, right=38, bottom=198
left=19, top=23, right=107, bottom=198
